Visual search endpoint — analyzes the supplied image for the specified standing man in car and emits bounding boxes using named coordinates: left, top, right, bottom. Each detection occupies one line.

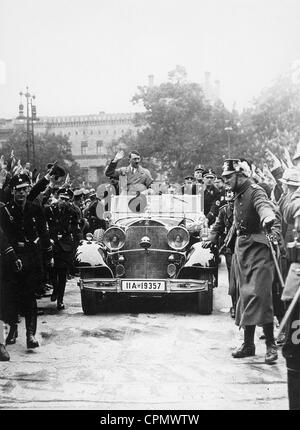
left=105, top=150, right=153, bottom=194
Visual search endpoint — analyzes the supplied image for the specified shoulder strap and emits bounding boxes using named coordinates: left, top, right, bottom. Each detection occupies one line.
left=4, top=205, right=14, bottom=222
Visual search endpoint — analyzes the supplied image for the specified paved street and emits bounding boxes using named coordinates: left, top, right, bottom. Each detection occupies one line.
left=0, top=257, right=288, bottom=410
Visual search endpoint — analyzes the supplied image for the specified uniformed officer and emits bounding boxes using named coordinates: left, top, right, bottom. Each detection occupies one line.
left=222, top=159, right=279, bottom=364
left=45, top=187, right=82, bottom=310
left=203, top=170, right=221, bottom=226
left=0, top=227, right=22, bottom=361
left=280, top=203, right=300, bottom=409
left=0, top=174, right=53, bottom=350
left=193, top=164, right=205, bottom=185
left=202, top=187, right=235, bottom=316
left=82, top=196, right=107, bottom=233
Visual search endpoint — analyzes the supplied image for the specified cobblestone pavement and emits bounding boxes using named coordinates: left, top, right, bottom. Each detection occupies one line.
left=0, top=257, right=288, bottom=410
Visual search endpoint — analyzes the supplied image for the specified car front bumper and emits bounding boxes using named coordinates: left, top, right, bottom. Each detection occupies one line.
left=78, top=278, right=208, bottom=294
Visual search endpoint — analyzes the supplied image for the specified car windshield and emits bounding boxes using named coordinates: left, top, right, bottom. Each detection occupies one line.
left=109, top=193, right=204, bottom=223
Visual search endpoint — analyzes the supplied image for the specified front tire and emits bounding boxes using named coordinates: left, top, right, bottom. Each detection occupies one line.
left=81, top=289, right=99, bottom=315
left=197, top=272, right=214, bottom=314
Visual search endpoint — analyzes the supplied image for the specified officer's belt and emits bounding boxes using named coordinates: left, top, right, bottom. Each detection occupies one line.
left=16, top=241, right=38, bottom=250
left=236, top=228, right=262, bottom=236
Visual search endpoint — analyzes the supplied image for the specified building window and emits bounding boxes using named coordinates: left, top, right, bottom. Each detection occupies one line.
left=96, top=140, right=103, bottom=155
left=81, top=141, right=88, bottom=155
left=90, top=130, right=93, bottom=135
left=75, top=131, right=78, bottom=135
left=81, top=168, right=88, bottom=182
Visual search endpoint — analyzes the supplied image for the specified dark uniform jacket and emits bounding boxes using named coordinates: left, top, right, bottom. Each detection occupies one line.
left=82, top=199, right=106, bottom=233
left=0, top=200, right=52, bottom=302
left=204, top=185, right=221, bottom=226
left=0, top=200, right=52, bottom=258
left=45, top=201, right=82, bottom=268
left=209, top=202, right=234, bottom=252
left=233, top=179, right=276, bottom=328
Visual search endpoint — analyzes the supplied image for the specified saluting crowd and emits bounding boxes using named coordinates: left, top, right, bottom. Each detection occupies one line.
left=0, top=155, right=104, bottom=361
left=0, top=146, right=300, bottom=408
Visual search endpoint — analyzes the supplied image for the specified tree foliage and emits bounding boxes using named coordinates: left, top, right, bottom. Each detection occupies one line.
left=233, top=66, right=300, bottom=165
left=129, top=66, right=231, bottom=181
left=2, top=130, right=81, bottom=181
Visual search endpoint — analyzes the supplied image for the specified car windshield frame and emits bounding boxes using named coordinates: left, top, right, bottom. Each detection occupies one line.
left=109, top=193, right=204, bottom=223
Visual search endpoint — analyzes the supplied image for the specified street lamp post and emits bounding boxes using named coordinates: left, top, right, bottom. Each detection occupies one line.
left=19, top=87, right=37, bottom=165
left=224, top=126, right=233, bottom=158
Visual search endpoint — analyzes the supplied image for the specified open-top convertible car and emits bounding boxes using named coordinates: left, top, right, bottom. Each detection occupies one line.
left=75, top=191, right=218, bottom=315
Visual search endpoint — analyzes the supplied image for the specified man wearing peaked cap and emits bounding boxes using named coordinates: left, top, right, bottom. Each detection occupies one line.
left=194, top=164, right=205, bottom=185
left=203, top=169, right=220, bottom=226
left=73, top=188, right=84, bottom=197
left=57, top=187, right=73, bottom=200
left=277, top=167, right=300, bottom=255
left=0, top=171, right=53, bottom=351
left=10, top=173, right=31, bottom=189
left=45, top=185, right=82, bottom=311
left=194, top=164, right=205, bottom=172
left=203, top=169, right=216, bottom=179
left=222, top=158, right=279, bottom=364
left=46, top=163, right=66, bottom=180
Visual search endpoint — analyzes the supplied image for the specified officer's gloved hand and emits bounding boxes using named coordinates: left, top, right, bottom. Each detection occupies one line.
left=46, top=257, right=54, bottom=268
left=263, top=216, right=276, bottom=233
left=13, top=259, right=22, bottom=272
left=201, top=240, right=212, bottom=248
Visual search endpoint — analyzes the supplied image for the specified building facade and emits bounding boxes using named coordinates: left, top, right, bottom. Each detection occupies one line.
left=34, top=112, right=137, bottom=184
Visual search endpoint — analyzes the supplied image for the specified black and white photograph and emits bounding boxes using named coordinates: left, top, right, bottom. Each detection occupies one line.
left=0, top=0, right=300, bottom=413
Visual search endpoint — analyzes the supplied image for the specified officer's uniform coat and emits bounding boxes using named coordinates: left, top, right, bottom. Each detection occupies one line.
left=209, top=202, right=234, bottom=285
left=204, top=185, right=221, bottom=226
left=0, top=227, right=18, bottom=323
left=0, top=200, right=52, bottom=322
left=233, top=179, right=276, bottom=328
left=45, top=202, right=82, bottom=269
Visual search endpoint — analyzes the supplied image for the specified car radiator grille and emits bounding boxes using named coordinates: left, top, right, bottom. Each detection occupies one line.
left=123, top=225, right=169, bottom=278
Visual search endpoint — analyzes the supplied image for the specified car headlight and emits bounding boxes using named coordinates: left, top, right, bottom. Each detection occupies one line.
left=167, top=226, right=190, bottom=250
left=102, top=227, right=126, bottom=251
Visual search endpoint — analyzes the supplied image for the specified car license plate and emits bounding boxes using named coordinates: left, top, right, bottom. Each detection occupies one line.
left=121, top=280, right=166, bottom=291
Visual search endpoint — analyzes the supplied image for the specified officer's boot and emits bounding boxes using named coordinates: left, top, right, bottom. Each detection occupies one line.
left=0, top=343, right=10, bottom=361
left=6, top=324, right=18, bottom=345
left=232, top=325, right=256, bottom=358
left=57, top=270, right=66, bottom=310
left=25, top=314, right=39, bottom=349
left=263, top=323, right=278, bottom=364
left=287, top=360, right=300, bottom=410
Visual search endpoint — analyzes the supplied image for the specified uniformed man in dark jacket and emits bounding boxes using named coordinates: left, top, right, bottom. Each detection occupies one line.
left=0, top=174, right=53, bottom=350
left=0, top=227, right=22, bottom=361
left=203, top=170, right=221, bottom=226
left=280, top=200, right=300, bottom=409
left=202, top=187, right=235, bottom=316
left=222, top=159, right=279, bottom=364
left=45, top=188, right=82, bottom=310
